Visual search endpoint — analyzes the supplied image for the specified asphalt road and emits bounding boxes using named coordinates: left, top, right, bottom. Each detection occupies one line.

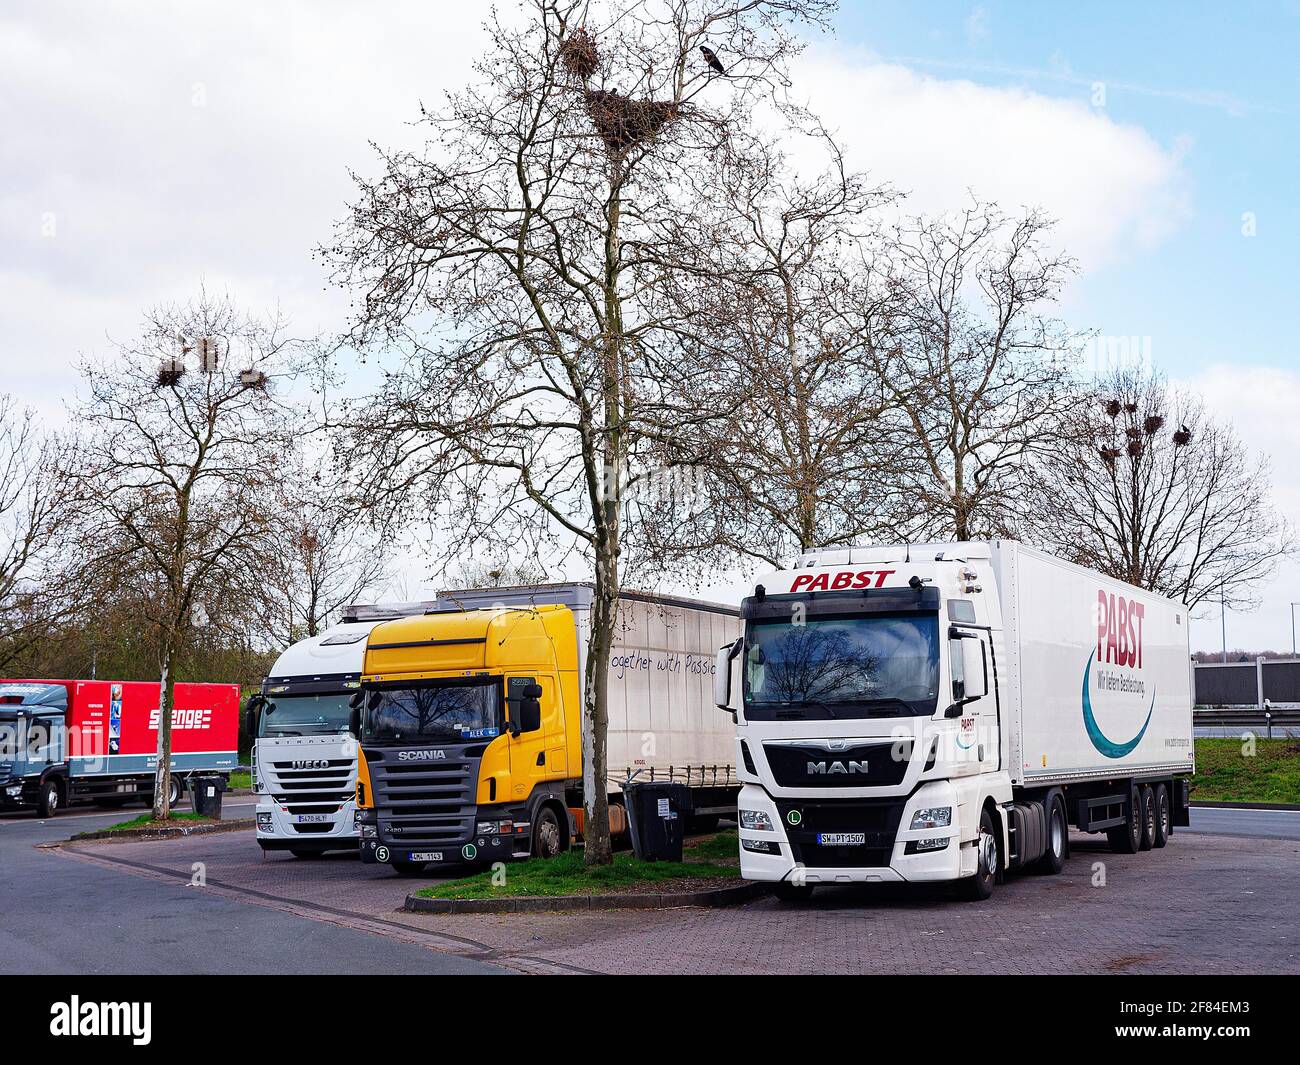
left=0, top=800, right=504, bottom=975
left=1188, top=805, right=1300, bottom=840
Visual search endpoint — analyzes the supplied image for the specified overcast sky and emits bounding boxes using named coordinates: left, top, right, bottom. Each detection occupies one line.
left=3, top=1, right=1297, bottom=652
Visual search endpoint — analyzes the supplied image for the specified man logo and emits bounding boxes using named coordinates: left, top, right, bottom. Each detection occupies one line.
left=806, top=760, right=868, bottom=775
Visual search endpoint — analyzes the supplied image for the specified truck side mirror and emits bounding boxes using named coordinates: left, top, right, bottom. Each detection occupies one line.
left=714, top=638, right=742, bottom=711
left=244, top=695, right=265, bottom=737
left=348, top=706, right=361, bottom=737
left=348, top=691, right=364, bottom=710
left=518, top=698, right=542, bottom=733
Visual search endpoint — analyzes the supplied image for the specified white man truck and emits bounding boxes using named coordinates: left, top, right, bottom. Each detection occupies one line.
left=247, top=604, right=435, bottom=856
left=715, top=540, right=1195, bottom=901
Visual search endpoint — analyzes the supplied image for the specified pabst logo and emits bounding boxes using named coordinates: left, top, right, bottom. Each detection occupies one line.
left=1096, top=591, right=1145, bottom=669
left=790, top=569, right=896, bottom=593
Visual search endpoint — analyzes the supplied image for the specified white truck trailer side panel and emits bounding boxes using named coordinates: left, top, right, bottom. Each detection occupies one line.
left=991, top=541, right=1194, bottom=785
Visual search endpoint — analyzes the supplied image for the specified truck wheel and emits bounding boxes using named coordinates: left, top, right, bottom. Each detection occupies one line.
left=1151, top=784, right=1170, bottom=849
left=532, top=806, right=565, bottom=859
left=1137, top=785, right=1155, bottom=851
left=168, top=776, right=183, bottom=808
left=772, top=881, right=814, bottom=902
left=1034, top=797, right=1067, bottom=874
left=391, top=860, right=428, bottom=877
left=37, top=778, right=62, bottom=818
left=1107, top=785, right=1142, bottom=854
left=961, top=807, right=1000, bottom=901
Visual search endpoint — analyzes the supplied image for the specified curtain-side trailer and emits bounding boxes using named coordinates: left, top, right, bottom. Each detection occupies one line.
left=716, top=540, right=1194, bottom=901
left=354, top=584, right=741, bottom=874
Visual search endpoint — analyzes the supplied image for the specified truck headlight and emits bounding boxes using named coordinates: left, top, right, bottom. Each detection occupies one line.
left=739, top=809, right=773, bottom=832
left=910, top=807, right=952, bottom=830
left=741, top=838, right=778, bottom=854
left=358, top=823, right=377, bottom=839
left=5, top=785, right=21, bottom=797
left=256, top=812, right=273, bottom=828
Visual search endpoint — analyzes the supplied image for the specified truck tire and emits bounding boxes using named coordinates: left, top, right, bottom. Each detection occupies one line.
left=1137, top=785, right=1155, bottom=851
left=532, top=806, right=565, bottom=859
left=1107, top=785, right=1142, bottom=854
left=391, top=860, right=428, bottom=877
left=772, top=881, right=814, bottom=903
left=961, top=807, right=1000, bottom=901
left=168, top=775, right=183, bottom=808
left=1033, top=795, right=1067, bottom=874
left=1151, top=784, right=1170, bottom=849
left=37, top=777, right=62, bottom=818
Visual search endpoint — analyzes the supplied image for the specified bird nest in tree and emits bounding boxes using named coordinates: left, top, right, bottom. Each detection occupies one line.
left=584, top=89, right=678, bottom=154
left=560, top=27, right=599, bottom=81
left=156, top=363, right=185, bottom=387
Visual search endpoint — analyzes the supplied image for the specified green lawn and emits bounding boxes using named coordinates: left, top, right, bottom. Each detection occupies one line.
left=1192, top=738, right=1300, bottom=804
left=227, top=771, right=251, bottom=790
left=415, top=830, right=741, bottom=900
left=100, top=812, right=215, bottom=833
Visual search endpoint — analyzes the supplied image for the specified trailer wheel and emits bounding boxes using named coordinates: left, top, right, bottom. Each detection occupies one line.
left=1107, top=785, right=1142, bottom=854
left=532, top=806, right=565, bottom=859
left=1137, top=785, right=1155, bottom=851
left=960, top=807, right=1000, bottom=901
left=37, top=777, right=62, bottom=818
left=1151, top=784, right=1170, bottom=849
left=167, top=775, right=183, bottom=810
left=1033, top=796, right=1067, bottom=874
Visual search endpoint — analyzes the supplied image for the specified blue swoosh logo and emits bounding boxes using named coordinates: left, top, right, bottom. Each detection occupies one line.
left=1081, top=649, right=1153, bottom=758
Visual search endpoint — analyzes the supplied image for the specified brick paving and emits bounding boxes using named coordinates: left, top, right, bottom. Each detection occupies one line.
left=58, top=827, right=1300, bottom=974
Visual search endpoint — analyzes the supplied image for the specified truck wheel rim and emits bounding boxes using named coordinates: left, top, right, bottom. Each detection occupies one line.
left=1159, top=796, right=1169, bottom=834
left=979, top=829, right=996, bottom=878
left=1050, top=811, right=1063, bottom=856
left=539, top=820, right=560, bottom=856
left=47, top=785, right=58, bottom=812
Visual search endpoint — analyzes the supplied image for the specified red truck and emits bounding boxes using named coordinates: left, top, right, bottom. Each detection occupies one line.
left=0, top=679, right=240, bottom=816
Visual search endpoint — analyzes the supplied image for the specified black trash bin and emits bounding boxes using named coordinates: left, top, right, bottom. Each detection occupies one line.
left=190, top=775, right=225, bottom=818
left=623, top=781, right=688, bottom=862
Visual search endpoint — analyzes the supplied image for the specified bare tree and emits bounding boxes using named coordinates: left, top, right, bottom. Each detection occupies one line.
left=850, top=201, right=1077, bottom=541
left=326, top=0, right=829, bottom=864
left=70, top=291, right=299, bottom=819
left=636, top=134, right=919, bottom=571
left=0, top=401, right=72, bottom=671
left=261, top=463, right=391, bottom=646
left=1035, top=367, right=1293, bottom=611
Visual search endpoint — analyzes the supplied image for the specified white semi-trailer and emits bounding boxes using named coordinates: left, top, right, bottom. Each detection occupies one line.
left=715, top=540, right=1194, bottom=901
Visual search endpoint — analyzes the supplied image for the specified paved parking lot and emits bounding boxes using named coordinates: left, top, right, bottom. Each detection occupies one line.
left=56, top=824, right=1300, bottom=975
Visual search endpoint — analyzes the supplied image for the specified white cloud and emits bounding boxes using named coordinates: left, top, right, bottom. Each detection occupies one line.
left=790, top=46, right=1191, bottom=270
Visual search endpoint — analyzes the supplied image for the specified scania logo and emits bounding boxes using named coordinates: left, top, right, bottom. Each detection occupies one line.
left=806, top=760, right=869, bottom=776
left=397, top=749, right=447, bottom=761
left=291, top=759, right=329, bottom=770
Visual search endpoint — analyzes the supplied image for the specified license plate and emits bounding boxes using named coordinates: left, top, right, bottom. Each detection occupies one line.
left=818, top=832, right=866, bottom=846
left=294, top=814, right=330, bottom=824
left=409, top=851, right=444, bottom=862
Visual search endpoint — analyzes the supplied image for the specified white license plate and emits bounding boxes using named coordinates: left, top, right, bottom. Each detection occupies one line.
left=818, top=832, right=866, bottom=846
left=294, top=814, right=330, bottom=824
left=409, top=851, right=444, bottom=862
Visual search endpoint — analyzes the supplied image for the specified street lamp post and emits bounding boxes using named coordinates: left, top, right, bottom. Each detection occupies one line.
left=1291, top=602, right=1299, bottom=659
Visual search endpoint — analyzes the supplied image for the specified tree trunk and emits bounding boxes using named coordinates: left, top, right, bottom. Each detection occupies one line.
left=583, top=541, right=617, bottom=866
left=151, top=641, right=176, bottom=821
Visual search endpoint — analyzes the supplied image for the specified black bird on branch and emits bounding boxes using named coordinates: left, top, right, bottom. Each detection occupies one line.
left=700, top=45, right=727, bottom=76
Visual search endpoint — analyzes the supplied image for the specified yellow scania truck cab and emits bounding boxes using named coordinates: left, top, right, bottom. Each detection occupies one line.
left=352, top=583, right=741, bottom=875
left=354, top=603, right=580, bottom=874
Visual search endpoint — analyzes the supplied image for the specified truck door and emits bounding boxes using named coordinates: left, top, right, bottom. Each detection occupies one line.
left=504, top=675, right=554, bottom=804
left=955, top=630, right=998, bottom=771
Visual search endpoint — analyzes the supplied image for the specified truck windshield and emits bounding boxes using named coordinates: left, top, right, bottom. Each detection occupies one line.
left=362, top=680, right=499, bottom=743
left=258, top=693, right=353, bottom=737
left=743, top=614, right=940, bottom=719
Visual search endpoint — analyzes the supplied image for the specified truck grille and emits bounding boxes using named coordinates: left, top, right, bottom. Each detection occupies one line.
left=775, top=797, right=907, bottom=868
left=763, top=740, right=911, bottom=789
left=264, top=758, right=355, bottom=826
left=365, top=744, right=486, bottom=849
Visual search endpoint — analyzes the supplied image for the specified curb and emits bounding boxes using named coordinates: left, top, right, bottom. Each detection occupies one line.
left=69, top=817, right=255, bottom=843
left=1191, top=800, right=1300, bottom=812
left=405, top=879, right=771, bottom=914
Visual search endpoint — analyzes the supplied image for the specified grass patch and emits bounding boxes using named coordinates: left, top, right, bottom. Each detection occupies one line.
left=415, top=830, right=741, bottom=901
left=1192, top=738, right=1300, bottom=804
left=227, top=771, right=251, bottom=790
left=101, top=812, right=215, bottom=833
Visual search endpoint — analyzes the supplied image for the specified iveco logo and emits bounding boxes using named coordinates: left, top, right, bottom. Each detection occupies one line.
left=397, top=749, right=447, bottom=761
left=291, top=759, right=329, bottom=770
left=806, top=760, right=869, bottom=775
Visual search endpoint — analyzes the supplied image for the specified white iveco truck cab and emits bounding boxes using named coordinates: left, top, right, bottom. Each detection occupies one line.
left=248, top=605, right=433, bottom=856
left=715, top=540, right=1195, bottom=901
